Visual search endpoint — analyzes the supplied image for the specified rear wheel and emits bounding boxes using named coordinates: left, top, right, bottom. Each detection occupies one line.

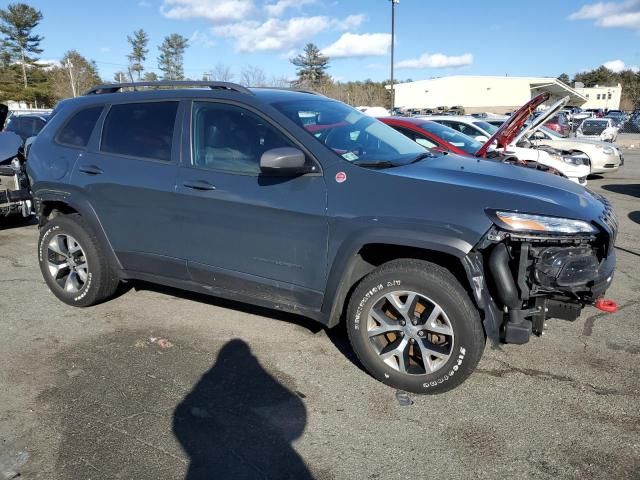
left=346, top=259, right=485, bottom=394
left=38, top=214, right=119, bottom=307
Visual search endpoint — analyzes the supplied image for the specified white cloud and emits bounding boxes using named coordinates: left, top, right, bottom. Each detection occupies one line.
left=569, top=0, right=640, bottom=29
left=138, top=0, right=152, bottom=6
left=396, top=52, right=473, bottom=69
left=264, top=0, right=316, bottom=16
left=213, top=16, right=331, bottom=52
left=161, top=0, right=254, bottom=23
left=321, top=33, right=391, bottom=58
left=189, top=30, right=216, bottom=47
left=99, top=47, right=111, bottom=53
left=603, top=59, right=639, bottom=71
left=338, top=14, right=366, bottom=30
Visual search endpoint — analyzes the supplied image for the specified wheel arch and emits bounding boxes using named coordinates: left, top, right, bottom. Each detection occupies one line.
left=321, top=234, right=475, bottom=329
left=36, top=191, right=123, bottom=272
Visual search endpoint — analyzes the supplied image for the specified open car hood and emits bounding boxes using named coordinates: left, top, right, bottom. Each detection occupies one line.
left=476, top=92, right=568, bottom=158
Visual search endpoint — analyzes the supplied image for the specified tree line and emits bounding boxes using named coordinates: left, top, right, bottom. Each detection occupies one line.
left=558, top=67, right=640, bottom=110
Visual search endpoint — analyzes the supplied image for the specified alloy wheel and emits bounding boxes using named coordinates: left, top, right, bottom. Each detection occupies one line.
left=46, top=233, right=89, bottom=293
left=367, top=291, right=454, bottom=375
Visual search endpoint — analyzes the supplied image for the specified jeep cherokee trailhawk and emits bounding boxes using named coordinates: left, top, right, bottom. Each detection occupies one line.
left=27, top=81, right=617, bottom=393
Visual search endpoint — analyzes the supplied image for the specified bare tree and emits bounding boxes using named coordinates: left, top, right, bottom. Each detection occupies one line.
left=267, top=75, right=291, bottom=88
left=239, top=65, right=266, bottom=87
left=48, top=50, right=101, bottom=100
left=210, top=62, right=234, bottom=82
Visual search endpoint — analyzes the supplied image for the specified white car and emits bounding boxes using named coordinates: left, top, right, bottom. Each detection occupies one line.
left=529, top=127, right=622, bottom=174
left=427, top=110, right=590, bottom=185
left=577, top=118, right=618, bottom=142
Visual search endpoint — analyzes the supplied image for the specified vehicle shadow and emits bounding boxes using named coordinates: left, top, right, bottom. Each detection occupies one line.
left=124, top=280, right=324, bottom=333
left=172, top=339, right=313, bottom=480
left=629, top=211, right=640, bottom=225
left=601, top=184, right=640, bottom=199
left=126, top=281, right=367, bottom=373
left=0, top=215, right=37, bottom=231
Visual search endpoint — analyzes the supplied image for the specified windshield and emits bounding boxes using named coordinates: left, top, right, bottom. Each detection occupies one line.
left=419, top=121, right=483, bottom=155
left=272, top=99, right=425, bottom=165
left=472, top=121, right=498, bottom=134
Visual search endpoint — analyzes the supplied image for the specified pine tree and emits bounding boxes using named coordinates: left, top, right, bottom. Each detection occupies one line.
left=0, top=2, right=44, bottom=88
left=291, top=43, right=329, bottom=87
left=158, top=34, right=189, bottom=81
left=127, top=29, right=149, bottom=81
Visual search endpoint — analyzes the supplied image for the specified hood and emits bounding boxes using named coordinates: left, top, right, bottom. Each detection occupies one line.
left=0, top=131, right=22, bottom=164
left=513, top=96, right=570, bottom=144
left=477, top=92, right=563, bottom=158
left=389, top=153, right=605, bottom=222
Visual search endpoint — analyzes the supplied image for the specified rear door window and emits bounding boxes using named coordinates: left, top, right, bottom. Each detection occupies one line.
left=56, top=106, right=103, bottom=147
left=101, top=102, right=178, bottom=161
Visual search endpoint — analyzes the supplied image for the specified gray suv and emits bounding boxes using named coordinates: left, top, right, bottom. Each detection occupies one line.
left=27, top=81, right=617, bottom=394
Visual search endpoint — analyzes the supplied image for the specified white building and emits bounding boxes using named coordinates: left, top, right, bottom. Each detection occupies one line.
left=391, top=75, right=587, bottom=114
left=573, top=83, right=622, bottom=111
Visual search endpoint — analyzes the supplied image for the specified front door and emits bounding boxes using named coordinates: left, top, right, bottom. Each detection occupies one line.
left=176, top=100, right=329, bottom=309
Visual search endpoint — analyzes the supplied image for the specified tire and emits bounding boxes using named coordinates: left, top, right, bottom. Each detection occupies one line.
left=346, top=259, right=485, bottom=394
left=38, top=214, right=120, bottom=307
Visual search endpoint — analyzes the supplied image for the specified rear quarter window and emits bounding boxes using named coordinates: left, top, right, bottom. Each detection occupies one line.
left=100, top=102, right=178, bottom=162
left=56, top=106, right=103, bottom=148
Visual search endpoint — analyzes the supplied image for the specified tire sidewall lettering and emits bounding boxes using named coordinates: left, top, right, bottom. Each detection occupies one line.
left=422, top=346, right=466, bottom=389
left=354, top=279, right=401, bottom=330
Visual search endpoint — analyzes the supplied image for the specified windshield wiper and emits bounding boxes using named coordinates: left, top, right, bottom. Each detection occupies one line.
left=352, top=160, right=396, bottom=169
left=408, top=152, right=435, bottom=164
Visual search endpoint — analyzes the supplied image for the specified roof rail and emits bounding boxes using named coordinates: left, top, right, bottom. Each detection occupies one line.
left=253, top=86, right=325, bottom=97
left=84, top=81, right=254, bottom=96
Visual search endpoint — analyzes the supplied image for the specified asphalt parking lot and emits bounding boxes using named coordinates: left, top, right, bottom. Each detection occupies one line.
left=1, top=154, right=639, bottom=480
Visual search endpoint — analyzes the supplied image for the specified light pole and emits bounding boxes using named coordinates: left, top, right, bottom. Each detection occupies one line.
left=389, top=0, right=399, bottom=112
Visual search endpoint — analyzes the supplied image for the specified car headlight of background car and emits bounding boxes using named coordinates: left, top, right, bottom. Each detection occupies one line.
left=562, top=155, right=588, bottom=166
left=487, top=210, right=598, bottom=234
left=595, top=144, right=615, bottom=155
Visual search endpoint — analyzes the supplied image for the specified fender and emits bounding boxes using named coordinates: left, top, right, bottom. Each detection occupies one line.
left=321, top=227, right=476, bottom=328
left=33, top=187, right=124, bottom=274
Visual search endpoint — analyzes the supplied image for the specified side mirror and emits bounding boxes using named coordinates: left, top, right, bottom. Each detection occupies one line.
left=260, top=147, right=308, bottom=175
left=475, top=135, right=489, bottom=143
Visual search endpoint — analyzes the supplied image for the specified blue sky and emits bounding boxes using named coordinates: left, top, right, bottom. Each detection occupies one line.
left=25, top=0, right=640, bottom=82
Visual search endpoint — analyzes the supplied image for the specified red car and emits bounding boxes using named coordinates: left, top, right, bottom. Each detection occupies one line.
left=380, top=117, right=485, bottom=157
left=544, top=113, right=570, bottom=137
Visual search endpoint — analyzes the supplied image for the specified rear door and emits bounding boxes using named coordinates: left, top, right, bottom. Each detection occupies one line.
left=70, top=100, right=188, bottom=279
left=175, top=99, right=329, bottom=309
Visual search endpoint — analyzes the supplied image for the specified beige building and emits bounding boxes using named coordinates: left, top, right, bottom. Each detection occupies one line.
left=573, top=83, right=622, bottom=110
left=391, top=75, right=587, bottom=114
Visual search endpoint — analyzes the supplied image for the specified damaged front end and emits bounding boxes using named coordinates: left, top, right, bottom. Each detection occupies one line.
left=0, top=131, right=32, bottom=218
left=463, top=198, right=617, bottom=345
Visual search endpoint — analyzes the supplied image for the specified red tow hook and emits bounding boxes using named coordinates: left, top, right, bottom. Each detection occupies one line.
left=594, top=298, right=618, bottom=313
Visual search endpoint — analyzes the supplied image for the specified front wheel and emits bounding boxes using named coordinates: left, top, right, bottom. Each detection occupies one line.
left=347, top=259, right=485, bottom=394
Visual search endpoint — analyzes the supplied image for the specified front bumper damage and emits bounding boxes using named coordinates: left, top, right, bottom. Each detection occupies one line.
left=463, top=202, right=617, bottom=345
left=0, top=165, right=32, bottom=217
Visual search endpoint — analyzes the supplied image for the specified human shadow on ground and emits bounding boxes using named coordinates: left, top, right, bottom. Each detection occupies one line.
left=172, top=339, right=313, bottom=480
left=628, top=211, right=640, bottom=225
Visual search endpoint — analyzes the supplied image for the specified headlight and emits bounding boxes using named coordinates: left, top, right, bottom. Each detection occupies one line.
left=563, top=156, right=584, bottom=166
left=602, top=146, right=614, bottom=155
left=488, top=210, right=598, bottom=234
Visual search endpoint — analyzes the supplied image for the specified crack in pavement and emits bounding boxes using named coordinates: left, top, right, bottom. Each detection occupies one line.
left=475, top=359, right=623, bottom=396
left=582, top=300, right=639, bottom=337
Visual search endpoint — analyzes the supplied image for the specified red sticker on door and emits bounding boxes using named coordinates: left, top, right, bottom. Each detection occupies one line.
left=335, top=171, right=347, bottom=183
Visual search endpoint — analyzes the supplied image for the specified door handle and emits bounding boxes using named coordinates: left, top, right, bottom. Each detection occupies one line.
left=183, top=180, right=217, bottom=191
left=78, top=165, right=104, bottom=175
